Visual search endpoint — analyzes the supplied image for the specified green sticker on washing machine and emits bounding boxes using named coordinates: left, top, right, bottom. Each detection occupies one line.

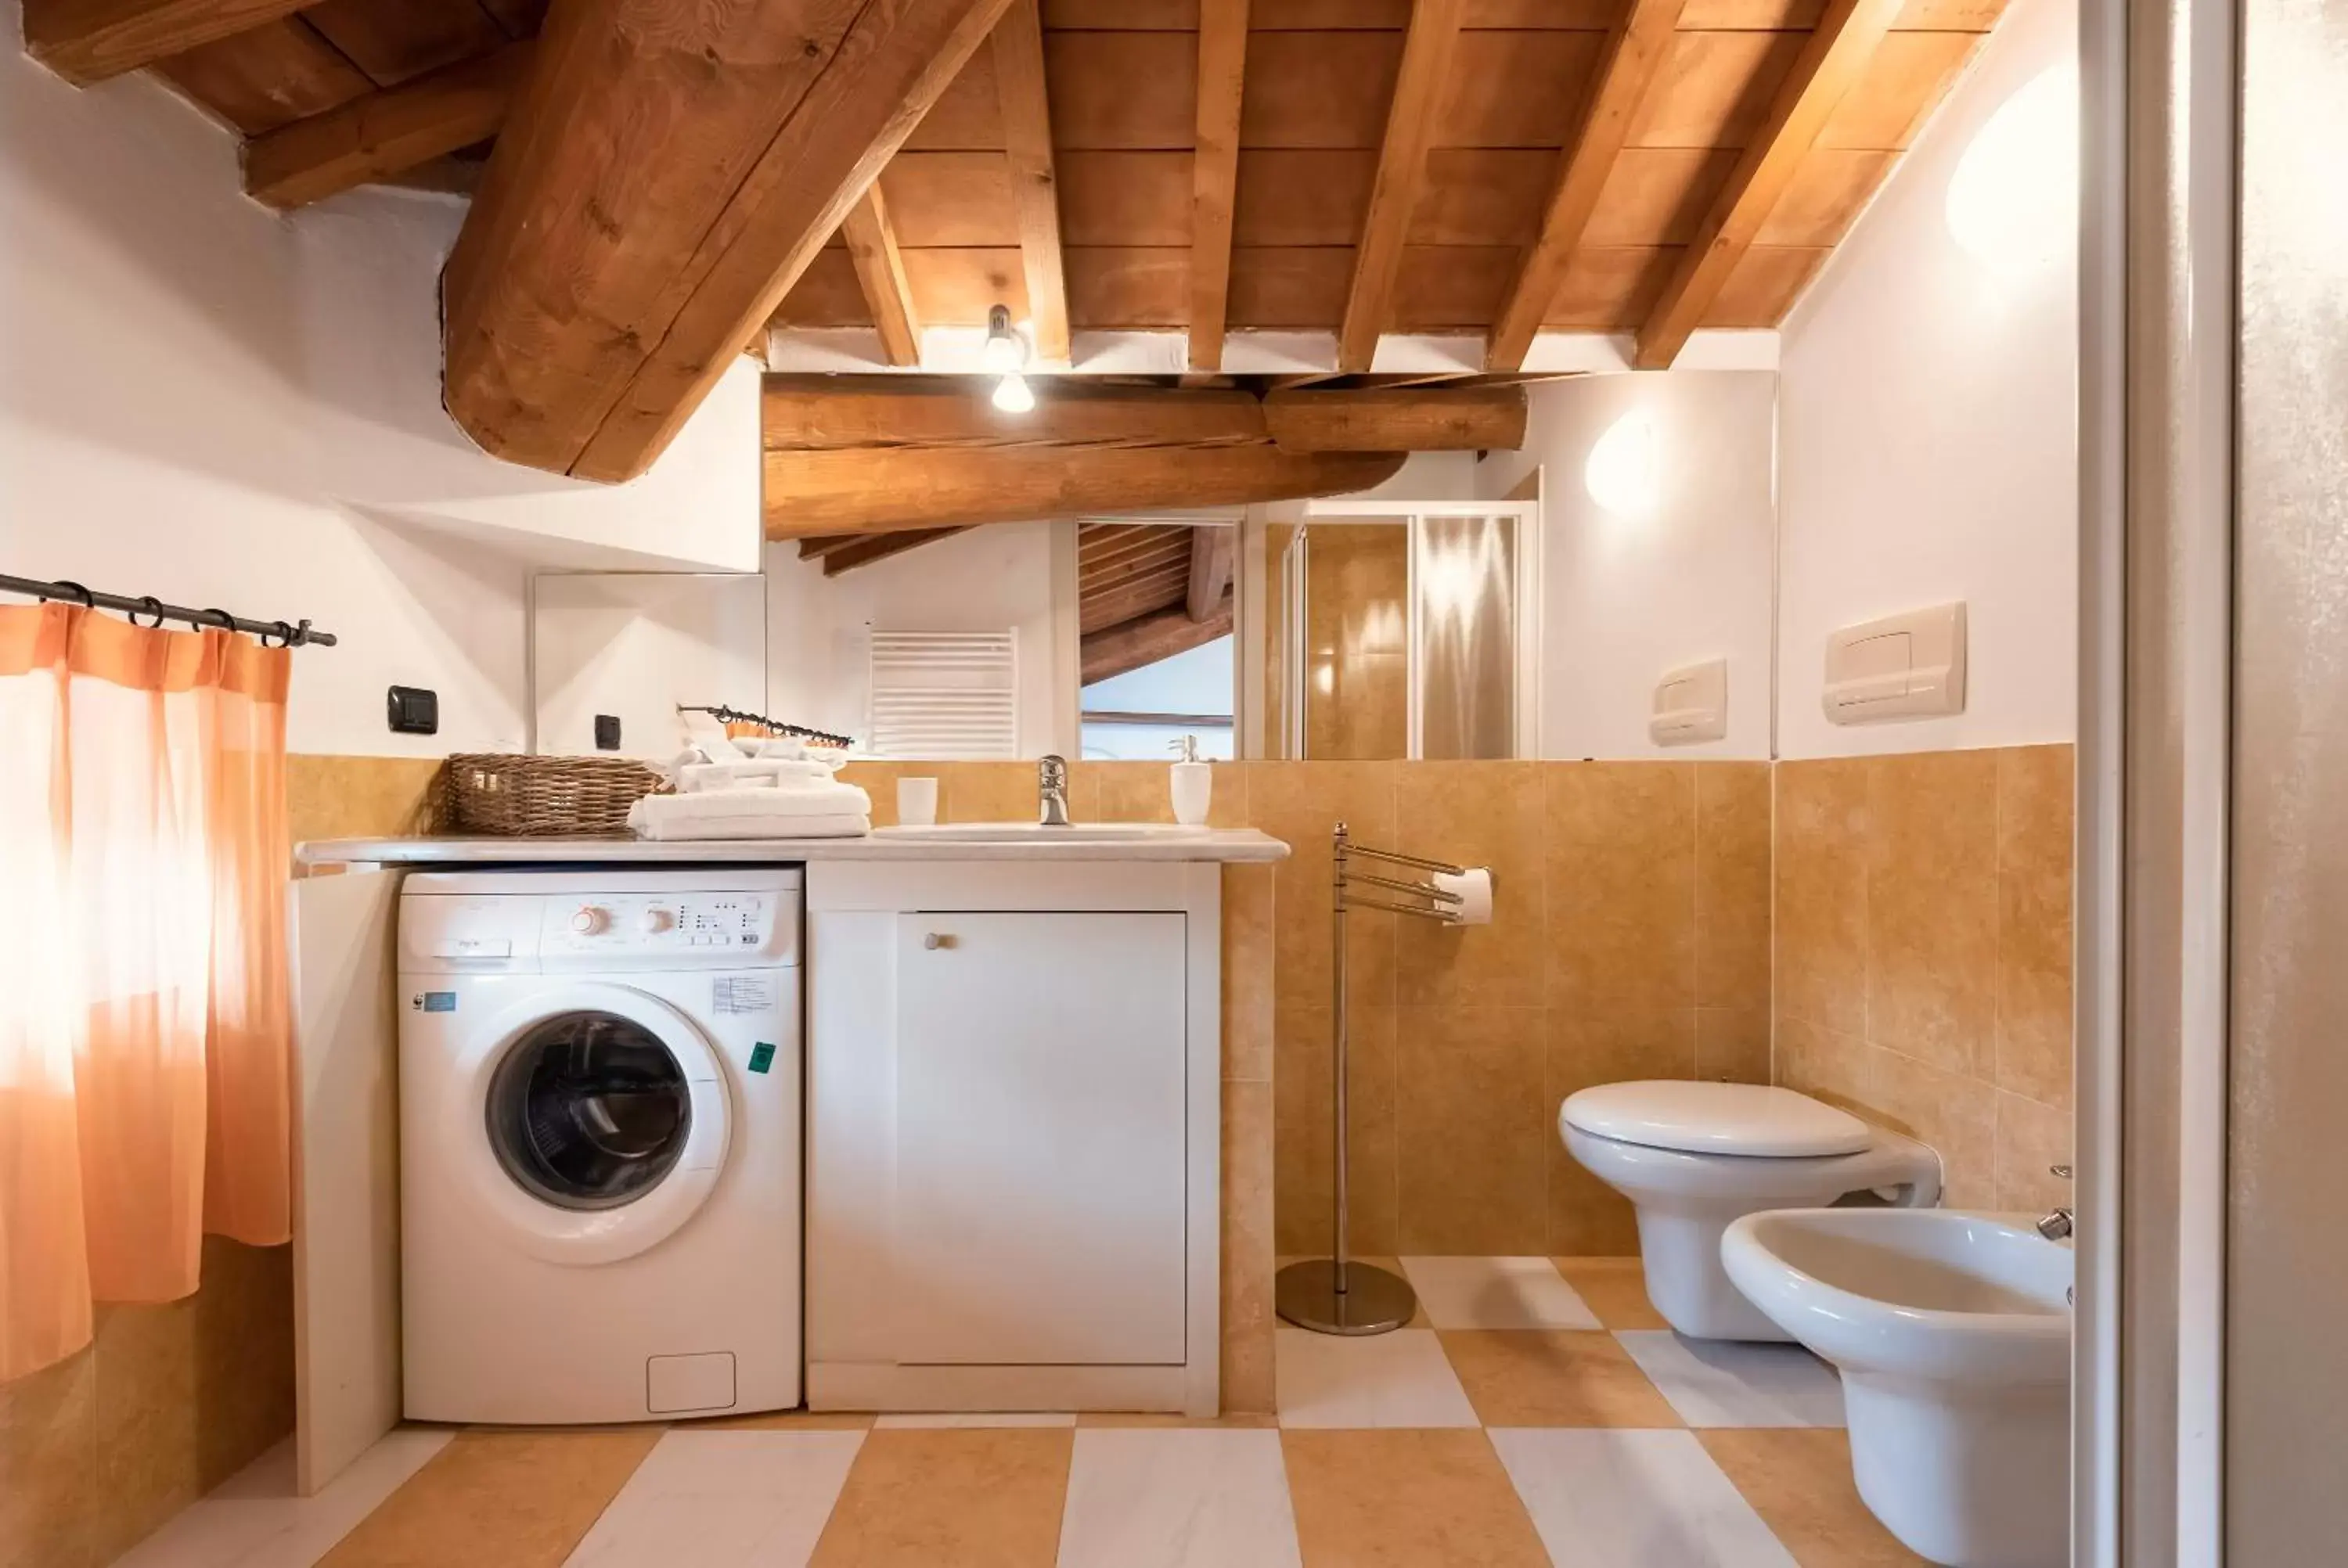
left=747, top=1042, right=776, bottom=1074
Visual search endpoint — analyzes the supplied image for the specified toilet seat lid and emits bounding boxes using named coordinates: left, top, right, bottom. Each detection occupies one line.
left=1561, top=1081, right=1872, bottom=1158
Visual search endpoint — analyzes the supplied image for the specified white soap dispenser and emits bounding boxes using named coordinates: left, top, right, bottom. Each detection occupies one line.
left=1168, top=734, right=1212, bottom=826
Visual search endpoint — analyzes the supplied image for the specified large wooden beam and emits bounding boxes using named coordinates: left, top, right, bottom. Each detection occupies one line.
left=819, top=527, right=971, bottom=576
left=243, top=43, right=531, bottom=210
left=1485, top=0, right=1684, bottom=371
left=1187, top=526, right=1236, bottom=622
left=1337, top=0, right=1465, bottom=373
left=762, top=376, right=1266, bottom=449
left=23, top=0, right=307, bottom=85
left=1263, top=383, right=1525, bottom=453
left=992, top=0, right=1070, bottom=364
left=765, top=445, right=1406, bottom=538
left=1187, top=0, right=1250, bottom=372
left=840, top=185, right=923, bottom=368
left=1634, top=0, right=1902, bottom=369
left=762, top=375, right=1525, bottom=452
left=1083, top=599, right=1235, bottom=685
left=442, top=0, right=1013, bottom=483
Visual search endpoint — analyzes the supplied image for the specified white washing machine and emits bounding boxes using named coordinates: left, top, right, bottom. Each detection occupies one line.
left=398, top=868, right=802, bottom=1425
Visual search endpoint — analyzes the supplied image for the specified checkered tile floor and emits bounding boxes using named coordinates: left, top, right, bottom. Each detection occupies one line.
left=115, top=1258, right=1926, bottom=1568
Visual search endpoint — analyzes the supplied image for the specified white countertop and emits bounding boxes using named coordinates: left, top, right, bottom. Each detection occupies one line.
left=297, top=828, right=1290, bottom=866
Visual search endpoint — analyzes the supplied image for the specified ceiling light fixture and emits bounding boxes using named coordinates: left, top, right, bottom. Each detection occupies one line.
left=982, top=303, right=1035, bottom=414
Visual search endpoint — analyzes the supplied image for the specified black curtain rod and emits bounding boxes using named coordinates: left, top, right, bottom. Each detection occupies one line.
left=0, top=574, right=337, bottom=647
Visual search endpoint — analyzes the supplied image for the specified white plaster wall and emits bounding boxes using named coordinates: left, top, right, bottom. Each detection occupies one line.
left=1478, top=372, right=1779, bottom=761
left=765, top=523, right=1070, bottom=758
left=1774, top=0, right=2078, bottom=758
left=0, top=9, right=766, bottom=756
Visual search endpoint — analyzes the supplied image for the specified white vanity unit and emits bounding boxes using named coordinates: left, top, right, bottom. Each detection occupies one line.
left=287, top=826, right=1282, bottom=1491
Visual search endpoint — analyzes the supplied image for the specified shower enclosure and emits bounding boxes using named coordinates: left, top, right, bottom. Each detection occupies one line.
left=1260, top=501, right=1540, bottom=761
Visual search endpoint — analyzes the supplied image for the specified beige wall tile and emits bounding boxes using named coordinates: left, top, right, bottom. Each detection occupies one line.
left=1221, top=863, right=1277, bottom=1083
left=1281, top=1429, right=1548, bottom=1568
left=1994, top=1090, right=2073, bottom=1215
left=1543, top=1009, right=1695, bottom=1255
left=1274, top=1004, right=1398, bottom=1257
left=1090, top=758, right=1248, bottom=826
left=811, top=1428, right=1073, bottom=1568
left=1394, top=763, right=1547, bottom=1008
left=1774, top=1016, right=1873, bottom=1114
left=286, top=755, right=440, bottom=845
left=1251, top=761, right=1399, bottom=1012
left=1864, top=1047, right=1998, bottom=1210
left=1394, top=1005, right=1548, bottom=1254
left=1996, top=744, right=2075, bottom=1110
left=1545, top=764, right=1696, bottom=1010
left=1774, top=759, right=1871, bottom=1034
left=1695, top=1007, right=1772, bottom=1084
left=1865, top=751, right=1998, bottom=1078
left=1222, top=1080, right=1277, bottom=1415
left=1698, top=1428, right=1931, bottom=1566
left=319, top=1428, right=663, bottom=1568
left=90, top=1293, right=203, bottom=1563
left=1696, top=761, right=1774, bottom=1010
left=0, top=1344, right=99, bottom=1568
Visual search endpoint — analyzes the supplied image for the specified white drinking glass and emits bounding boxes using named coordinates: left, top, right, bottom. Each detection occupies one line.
left=897, top=776, right=939, bottom=826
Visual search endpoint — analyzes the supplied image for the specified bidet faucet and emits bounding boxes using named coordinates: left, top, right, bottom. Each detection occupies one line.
left=1038, top=754, right=1071, bottom=826
left=2036, top=1163, right=2073, bottom=1240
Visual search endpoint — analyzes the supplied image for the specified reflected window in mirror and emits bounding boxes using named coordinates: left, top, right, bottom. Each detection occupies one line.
left=1076, top=521, right=1237, bottom=761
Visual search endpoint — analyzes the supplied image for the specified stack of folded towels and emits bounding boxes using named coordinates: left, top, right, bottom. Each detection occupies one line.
left=627, top=732, right=873, bottom=842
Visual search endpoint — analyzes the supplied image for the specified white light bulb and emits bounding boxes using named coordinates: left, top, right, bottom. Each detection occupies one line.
left=1584, top=409, right=1660, bottom=518
left=991, top=372, right=1035, bottom=414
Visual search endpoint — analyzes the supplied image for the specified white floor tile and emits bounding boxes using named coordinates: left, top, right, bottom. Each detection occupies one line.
left=1612, top=1331, right=1846, bottom=1428
left=563, top=1430, right=866, bottom=1568
left=112, top=1427, right=454, bottom=1568
left=871, top=1411, right=1078, bottom=1428
left=1399, top=1257, right=1602, bottom=1331
left=1056, top=1429, right=1302, bottom=1568
left=1274, top=1328, right=1478, bottom=1429
left=1489, top=1428, right=1799, bottom=1568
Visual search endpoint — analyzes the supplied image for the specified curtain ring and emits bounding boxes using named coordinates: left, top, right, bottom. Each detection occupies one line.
left=51, top=579, right=95, bottom=609
left=127, top=595, right=167, bottom=628
left=200, top=607, right=239, bottom=634
left=257, top=620, right=294, bottom=648
left=289, top=618, right=315, bottom=647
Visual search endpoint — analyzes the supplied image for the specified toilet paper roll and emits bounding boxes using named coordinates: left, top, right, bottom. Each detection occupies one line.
left=1432, top=867, right=1493, bottom=926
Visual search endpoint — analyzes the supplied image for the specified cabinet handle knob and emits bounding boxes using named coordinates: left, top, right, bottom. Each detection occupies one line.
left=924, top=932, right=950, bottom=950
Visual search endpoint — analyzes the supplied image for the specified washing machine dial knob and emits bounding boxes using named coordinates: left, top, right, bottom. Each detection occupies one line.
left=570, top=904, right=610, bottom=936
left=639, top=908, right=673, bottom=933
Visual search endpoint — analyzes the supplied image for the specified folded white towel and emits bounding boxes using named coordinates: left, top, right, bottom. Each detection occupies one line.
left=631, top=810, right=870, bottom=843
left=677, top=758, right=841, bottom=793
left=628, top=783, right=873, bottom=840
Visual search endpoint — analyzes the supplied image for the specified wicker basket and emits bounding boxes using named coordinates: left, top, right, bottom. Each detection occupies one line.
left=434, top=753, right=665, bottom=837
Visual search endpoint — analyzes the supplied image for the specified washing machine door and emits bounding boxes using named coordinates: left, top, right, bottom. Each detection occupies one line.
left=459, top=983, right=731, bottom=1265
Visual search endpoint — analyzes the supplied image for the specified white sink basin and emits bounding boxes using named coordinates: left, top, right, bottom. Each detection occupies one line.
left=873, top=822, right=1212, bottom=843
left=1722, top=1208, right=2072, bottom=1567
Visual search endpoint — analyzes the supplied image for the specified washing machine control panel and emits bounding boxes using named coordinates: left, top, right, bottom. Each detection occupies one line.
left=541, top=893, right=787, bottom=962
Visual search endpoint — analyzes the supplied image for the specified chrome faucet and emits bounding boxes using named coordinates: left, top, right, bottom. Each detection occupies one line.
left=2036, top=1163, right=2074, bottom=1240
left=1038, top=754, right=1071, bottom=826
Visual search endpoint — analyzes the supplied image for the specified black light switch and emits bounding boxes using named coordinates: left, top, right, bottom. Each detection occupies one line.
left=387, top=685, right=438, bottom=735
left=594, top=714, right=622, bottom=750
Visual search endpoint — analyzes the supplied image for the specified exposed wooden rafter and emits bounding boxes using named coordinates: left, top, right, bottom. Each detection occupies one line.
left=1186, top=526, right=1235, bottom=623
left=1484, top=0, right=1686, bottom=372
left=1634, top=0, right=1905, bottom=369
left=991, top=0, right=1070, bottom=364
left=441, top=0, right=1013, bottom=482
left=243, top=42, right=531, bottom=210
left=812, top=527, right=971, bottom=576
left=23, top=0, right=308, bottom=85
left=764, top=445, right=1406, bottom=538
left=760, top=376, right=1524, bottom=454
left=839, top=185, right=923, bottom=369
left=1187, top=0, right=1250, bottom=372
left=1082, top=599, right=1233, bottom=686
left=1337, top=0, right=1465, bottom=374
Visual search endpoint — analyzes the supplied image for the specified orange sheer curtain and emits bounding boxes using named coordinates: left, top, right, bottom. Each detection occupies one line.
left=0, top=603, right=294, bottom=1381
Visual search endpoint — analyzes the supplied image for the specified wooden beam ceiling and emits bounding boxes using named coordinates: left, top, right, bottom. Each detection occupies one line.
left=760, top=375, right=1525, bottom=453
left=440, top=0, right=1014, bottom=482
left=1083, top=599, right=1233, bottom=687
left=1187, top=525, right=1235, bottom=623
left=243, top=41, right=530, bottom=210
left=1187, top=0, right=1249, bottom=372
left=1634, top=0, right=1905, bottom=369
left=1337, top=0, right=1465, bottom=374
left=23, top=0, right=308, bottom=85
left=839, top=185, right=923, bottom=369
left=992, top=0, right=1069, bottom=364
left=764, top=445, right=1406, bottom=538
left=812, top=527, right=971, bottom=576
left=1484, top=0, right=1685, bottom=372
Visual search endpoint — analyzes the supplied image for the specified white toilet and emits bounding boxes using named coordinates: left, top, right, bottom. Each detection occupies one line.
left=1559, top=1081, right=1942, bottom=1340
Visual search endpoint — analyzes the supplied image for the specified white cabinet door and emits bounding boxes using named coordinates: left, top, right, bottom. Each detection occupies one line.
left=894, top=912, right=1187, bottom=1365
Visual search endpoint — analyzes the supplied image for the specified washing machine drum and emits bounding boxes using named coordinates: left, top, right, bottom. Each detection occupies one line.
left=487, top=1012, right=693, bottom=1211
